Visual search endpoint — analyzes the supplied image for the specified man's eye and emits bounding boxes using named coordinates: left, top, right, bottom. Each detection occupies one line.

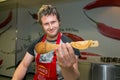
left=51, top=21, right=56, bottom=24
left=44, top=23, right=49, bottom=26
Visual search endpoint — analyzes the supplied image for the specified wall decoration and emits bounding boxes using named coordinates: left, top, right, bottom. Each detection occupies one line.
left=0, top=11, right=12, bottom=29
left=83, top=0, right=120, bottom=40
left=0, top=10, right=16, bottom=77
left=0, top=59, right=3, bottom=67
left=79, top=52, right=101, bottom=60
left=63, top=32, right=84, bottom=41
left=0, top=11, right=12, bottom=36
left=28, top=11, right=38, bottom=20
left=83, top=0, right=120, bottom=10
left=0, top=25, right=12, bottom=36
left=83, top=11, right=120, bottom=40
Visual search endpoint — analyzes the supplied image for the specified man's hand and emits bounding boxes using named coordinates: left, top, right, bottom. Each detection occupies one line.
left=56, top=43, right=77, bottom=69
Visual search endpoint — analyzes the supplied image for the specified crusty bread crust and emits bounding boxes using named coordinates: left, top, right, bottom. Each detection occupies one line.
left=35, top=40, right=99, bottom=54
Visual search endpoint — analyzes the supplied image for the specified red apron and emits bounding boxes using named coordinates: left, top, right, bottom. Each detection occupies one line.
left=34, top=32, right=61, bottom=80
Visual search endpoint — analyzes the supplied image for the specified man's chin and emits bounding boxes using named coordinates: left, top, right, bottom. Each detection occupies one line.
left=48, top=33, right=58, bottom=38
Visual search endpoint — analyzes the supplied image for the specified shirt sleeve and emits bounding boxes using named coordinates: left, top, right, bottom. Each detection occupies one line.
left=27, top=36, right=43, bottom=56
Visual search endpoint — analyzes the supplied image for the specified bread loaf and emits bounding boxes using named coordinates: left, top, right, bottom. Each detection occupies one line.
left=35, top=40, right=99, bottom=54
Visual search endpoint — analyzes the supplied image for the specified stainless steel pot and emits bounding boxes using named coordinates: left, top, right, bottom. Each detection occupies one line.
left=90, top=63, right=120, bottom=80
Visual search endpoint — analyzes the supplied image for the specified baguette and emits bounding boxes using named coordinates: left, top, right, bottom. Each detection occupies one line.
left=35, top=40, right=99, bottom=54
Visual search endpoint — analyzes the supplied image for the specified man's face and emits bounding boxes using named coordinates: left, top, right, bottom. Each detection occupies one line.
left=41, top=14, right=60, bottom=40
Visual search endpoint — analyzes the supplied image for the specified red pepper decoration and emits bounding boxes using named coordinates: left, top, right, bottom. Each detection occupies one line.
left=28, top=11, right=38, bottom=20
left=83, top=11, right=120, bottom=40
left=63, top=32, right=84, bottom=41
left=79, top=52, right=101, bottom=60
left=84, top=0, right=120, bottom=10
left=81, top=52, right=101, bottom=56
left=0, top=11, right=12, bottom=29
left=0, top=59, right=3, bottom=65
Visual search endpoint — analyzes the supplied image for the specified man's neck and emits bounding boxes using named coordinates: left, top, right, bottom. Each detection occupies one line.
left=46, top=32, right=61, bottom=41
left=46, top=35, right=58, bottom=41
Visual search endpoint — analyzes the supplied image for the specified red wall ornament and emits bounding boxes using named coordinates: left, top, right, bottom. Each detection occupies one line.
left=0, top=11, right=12, bottom=29
left=83, top=0, right=120, bottom=40
left=84, top=0, right=120, bottom=10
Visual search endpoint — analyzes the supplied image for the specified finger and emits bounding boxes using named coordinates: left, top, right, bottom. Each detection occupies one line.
left=61, top=43, right=76, bottom=67
left=66, top=43, right=76, bottom=63
left=56, top=44, right=65, bottom=66
left=66, top=43, right=75, bottom=58
left=61, top=43, right=71, bottom=62
left=56, top=44, right=62, bottom=57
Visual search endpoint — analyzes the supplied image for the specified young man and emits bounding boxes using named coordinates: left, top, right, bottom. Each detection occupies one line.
left=12, top=5, right=80, bottom=80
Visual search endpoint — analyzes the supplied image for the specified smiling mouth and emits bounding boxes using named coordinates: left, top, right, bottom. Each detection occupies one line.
left=49, top=28, right=56, bottom=33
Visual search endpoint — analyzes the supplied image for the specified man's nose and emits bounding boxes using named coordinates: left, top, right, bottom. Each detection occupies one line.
left=49, top=23, right=53, bottom=29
